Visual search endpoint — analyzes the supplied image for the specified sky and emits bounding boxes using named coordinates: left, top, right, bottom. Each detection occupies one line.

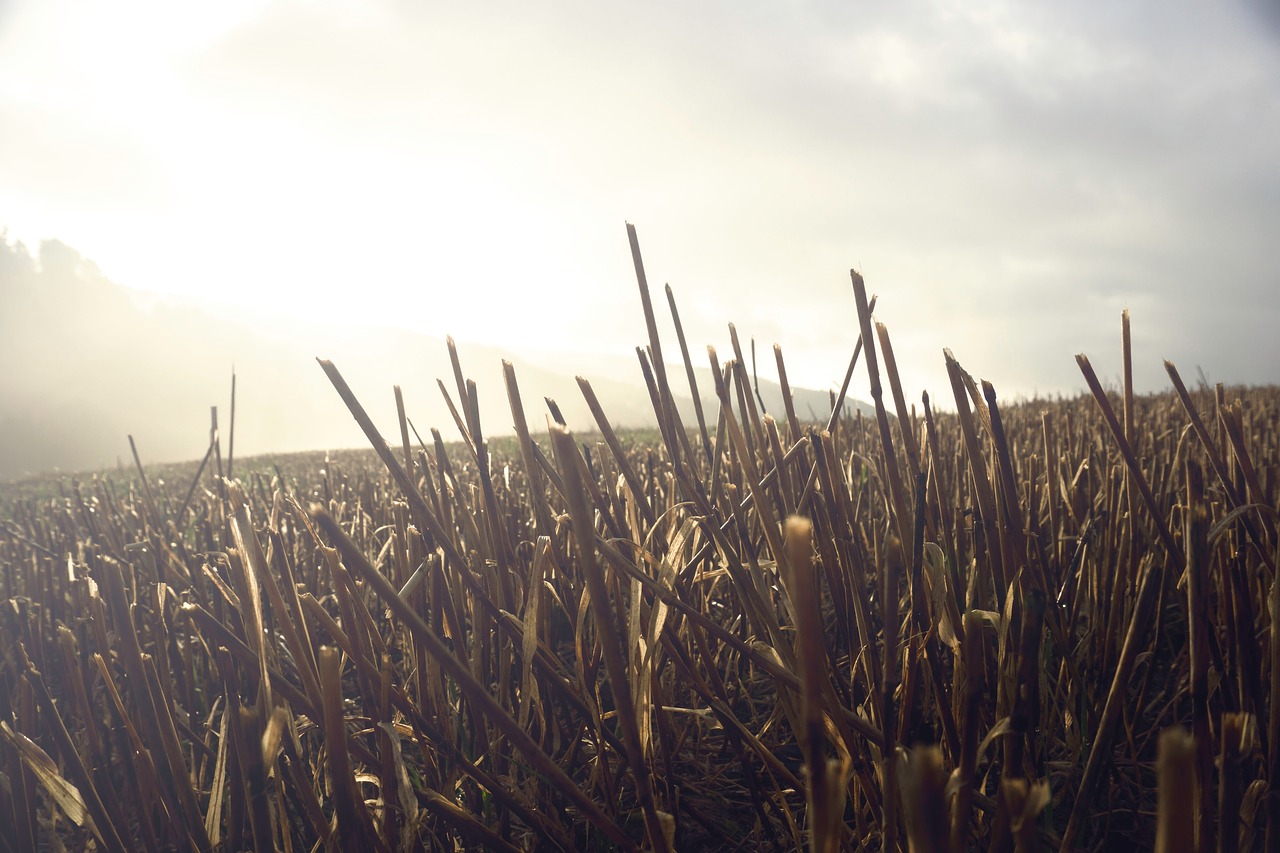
left=2, top=0, right=1278, bottom=405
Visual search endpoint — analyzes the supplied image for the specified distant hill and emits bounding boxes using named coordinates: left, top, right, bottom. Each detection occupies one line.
left=0, top=234, right=871, bottom=480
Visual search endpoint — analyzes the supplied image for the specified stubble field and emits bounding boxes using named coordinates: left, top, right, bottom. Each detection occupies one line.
left=2, top=241, right=1277, bottom=852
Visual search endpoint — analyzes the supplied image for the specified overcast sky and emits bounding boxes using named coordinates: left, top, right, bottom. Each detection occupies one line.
left=2, top=0, right=1278, bottom=404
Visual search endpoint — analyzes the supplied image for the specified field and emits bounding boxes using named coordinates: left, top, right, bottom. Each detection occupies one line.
left=2, top=247, right=1278, bottom=851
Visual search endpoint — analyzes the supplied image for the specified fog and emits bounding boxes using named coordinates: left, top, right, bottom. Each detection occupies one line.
left=0, top=234, right=862, bottom=480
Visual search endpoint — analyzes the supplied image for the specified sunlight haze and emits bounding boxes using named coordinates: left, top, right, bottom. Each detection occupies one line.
left=2, top=0, right=1279, bottom=474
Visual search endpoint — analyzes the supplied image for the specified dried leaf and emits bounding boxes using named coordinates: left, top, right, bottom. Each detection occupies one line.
left=0, top=721, right=98, bottom=834
left=923, top=543, right=959, bottom=650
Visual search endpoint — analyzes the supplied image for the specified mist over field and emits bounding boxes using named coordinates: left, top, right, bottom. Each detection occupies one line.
left=2, top=0, right=1278, bottom=429
left=2, top=0, right=1278, bottom=477
left=0, top=234, right=864, bottom=480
